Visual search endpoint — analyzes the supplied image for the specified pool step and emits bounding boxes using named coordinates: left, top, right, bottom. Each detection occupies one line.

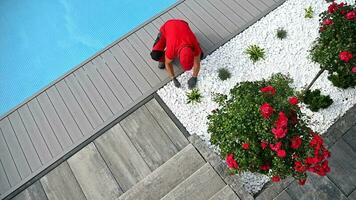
left=209, top=185, right=240, bottom=200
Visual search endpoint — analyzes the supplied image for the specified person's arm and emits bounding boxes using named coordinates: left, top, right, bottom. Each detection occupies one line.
left=192, top=53, right=201, bottom=77
left=165, top=56, right=175, bottom=79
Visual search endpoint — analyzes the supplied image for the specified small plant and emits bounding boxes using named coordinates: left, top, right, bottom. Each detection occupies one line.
left=305, top=6, right=314, bottom=18
left=212, top=92, right=227, bottom=106
left=302, top=89, right=333, bottom=112
left=186, top=88, right=202, bottom=104
left=276, top=28, right=287, bottom=40
left=218, top=68, right=231, bottom=81
left=245, top=44, right=265, bottom=63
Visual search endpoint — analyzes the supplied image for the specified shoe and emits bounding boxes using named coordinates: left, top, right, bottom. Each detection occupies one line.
left=158, top=62, right=165, bottom=69
left=188, top=77, right=197, bottom=89
left=172, top=78, right=181, bottom=88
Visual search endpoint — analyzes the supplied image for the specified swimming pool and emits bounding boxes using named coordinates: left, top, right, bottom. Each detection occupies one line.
left=0, top=0, right=176, bottom=116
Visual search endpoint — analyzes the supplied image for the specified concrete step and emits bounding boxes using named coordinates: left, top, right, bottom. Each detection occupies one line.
left=160, top=163, right=226, bottom=200
left=209, top=185, right=240, bottom=200
left=118, top=144, right=205, bottom=200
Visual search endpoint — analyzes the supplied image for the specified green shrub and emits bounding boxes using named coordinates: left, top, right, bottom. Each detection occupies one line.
left=212, top=92, right=228, bottom=106
left=302, top=89, right=333, bottom=112
left=309, top=2, right=356, bottom=88
left=276, top=28, right=287, bottom=40
left=186, top=89, right=202, bottom=104
left=245, top=45, right=265, bottom=63
left=304, top=6, right=314, bottom=18
left=208, top=74, right=331, bottom=185
left=218, top=68, right=231, bottom=81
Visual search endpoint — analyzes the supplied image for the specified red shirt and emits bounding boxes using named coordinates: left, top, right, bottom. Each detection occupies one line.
left=153, top=19, right=201, bottom=60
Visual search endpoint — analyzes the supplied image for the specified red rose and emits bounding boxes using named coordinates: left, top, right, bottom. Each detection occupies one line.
left=290, top=135, right=302, bottom=149
left=310, top=135, right=323, bottom=148
left=277, top=149, right=286, bottom=158
left=322, top=19, right=333, bottom=26
left=275, top=112, right=288, bottom=129
left=298, top=179, right=307, bottom=186
left=271, top=176, right=281, bottom=182
left=294, top=161, right=306, bottom=173
left=290, top=110, right=298, bottom=126
left=260, top=85, right=276, bottom=95
left=272, top=127, right=287, bottom=139
left=346, top=11, right=356, bottom=20
left=328, top=2, right=338, bottom=13
left=242, top=143, right=250, bottom=150
left=270, top=142, right=282, bottom=151
left=322, top=149, right=331, bottom=159
left=260, top=103, right=274, bottom=119
left=226, top=154, right=239, bottom=169
left=352, top=67, right=356, bottom=72
left=339, top=51, right=353, bottom=62
left=288, top=96, right=299, bottom=105
left=338, top=2, right=346, bottom=8
left=305, top=157, right=319, bottom=165
left=260, top=164, right=270, bottom=171
left=340, top=10, right=346, bottom=15
left=261, top=141, right=268, bottom=149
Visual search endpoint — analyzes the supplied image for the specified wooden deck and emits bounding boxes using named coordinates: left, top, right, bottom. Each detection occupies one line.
left=0, top=0, right=285, bottom=199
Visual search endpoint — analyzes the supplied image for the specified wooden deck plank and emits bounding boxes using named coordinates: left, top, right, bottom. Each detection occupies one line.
left=135, top=29, right=154, bottom=49
left=246, top=0, right=269, bottom=12
left=82, top=62, right=123, bottom=114
left=126, top=34, right=167, bottom=81
left=17, top=106, right=52, bottom=164
left=55, top=80, right=94, bottom=135
left=118, top=40, right=161, bottom=85
left=40, top=162, right=87, bottom=200
left=0, top=159, right=10, bottom=195
left=8, top=112, right=42, bottom=171
left=166, top=9, right=213, bottom=52
left=67, top=143, right=122, bottom=200
left=100, top=51, right=142, bottom=100
left=0, top=118, right=31, bottom=179
left=94, top=124, right=151, bottom=192
left=176, top=3, right=221, bottom=45
left=151, top=17, right=165, bottom=30
left=110, top=45, right=151, bottom=93
left=46, top=86, right=83, bottom=142
left=222, top=0, right=253, bottom=22
left=73, top=68, right=113, bottom=121
left=194, top=0, right=238, bottom=33
left=27, top=99, right=63, bottom=157
left=145, top=99, right=188, bottom=150
left=143, top=23, right=159, bottom=40
left=36, top=93, right=73, bottom=149
left=207, top=0, right=246, bottom=26
left=12, top=181, right=48, bottom=200
left=184, top=0, right=232, bottom=38
left=120, top=106, right=178, bottom=171
left=0, top=128, right=21, bottom=188
left=260, top=0, right=277, bottom=7
left=231, top=0, right=261, bottom=18
left=92, top=57, right=133, bottom=107
left=64, top=74, right=103, bottom=128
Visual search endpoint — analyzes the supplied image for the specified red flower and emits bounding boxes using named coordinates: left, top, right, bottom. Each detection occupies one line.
left=260, top=103, right=274, bottom=119
left=288, top=97, right=299, bottom=105
left=242, top=143, right=250, bottom=150
left=290, top=110, right=298, bottom=126
left=346, top=11, right=356, bottom=20
left=277, top=149, right=287, bottom=158
left=340, top=10, right=346, bottom=15
left=322, top=19, right=333, bottom=26
left=305, top=157, right=319, bottom=165
left=298, top=179, right=307, bottom=186
left=261, top=141, right=268, bottom=149
left=294, top=161, right=306, bottom=173
left=290, top=135, right=302, bottom=149
left=270, top=142, right=282, bottom=151
left=319, top=27, right=325, bottom=32
left=310, top=135, right=323, bottom=149
left=271, top=176, right=281, bottom=182
left=328, top=2, right=338, bottom=13
left=322, top=149, right=331, bottom=159
left=272, top=127, right=287, bottom=139
left=226, top=154, right=239, bottom=169
left=260, top=164, right=270, bottom=171
left=338, top=2, right=346, bottom=8
left=275, top=112, right=288, bottom=129
left=339, top=51, right=353, bottom=62
left=260, top=85, right=276, bottom=95
left=352, top=67, right=356, bottom=72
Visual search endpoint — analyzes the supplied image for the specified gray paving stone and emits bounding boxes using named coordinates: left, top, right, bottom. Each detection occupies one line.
left=255, top=177, right=294, bottom=200
left=343, top=124, right=356, bottom=152
left=209, top=185, right=240, bottom=200
left=348, top=189, right=356, bottom=200
left=333, top=107, right=356, bottom=134
left=274, top=190, right=293, bottom=200
left=12, top=181, right=47, bottom=200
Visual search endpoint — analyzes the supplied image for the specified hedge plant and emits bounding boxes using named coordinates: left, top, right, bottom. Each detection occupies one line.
left=302, top=89, right=333, bottom=112
left=208, top=74, right=331, bottom=185
left=310, top=1, right=356, bottom=88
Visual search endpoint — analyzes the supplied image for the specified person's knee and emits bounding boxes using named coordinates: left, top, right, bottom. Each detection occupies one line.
left=150, top=50, right=164, bottom=61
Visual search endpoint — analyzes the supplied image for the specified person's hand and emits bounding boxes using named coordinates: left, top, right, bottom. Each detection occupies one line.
left=172, top=77, right=181, bottom=88
left=188, top=77, right=197, bottom=89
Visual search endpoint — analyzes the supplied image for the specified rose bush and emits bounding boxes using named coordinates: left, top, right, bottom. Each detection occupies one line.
left=310, top=1, right=356, bottom=88
left=208, top=74, right=331, bottom=185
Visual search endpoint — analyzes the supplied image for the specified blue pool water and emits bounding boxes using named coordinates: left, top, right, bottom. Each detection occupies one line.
left=0, top=0, right=176, bottom=116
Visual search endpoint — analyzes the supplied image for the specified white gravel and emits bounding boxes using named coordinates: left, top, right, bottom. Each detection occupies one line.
left=158, top=0, right=356, bottom=194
